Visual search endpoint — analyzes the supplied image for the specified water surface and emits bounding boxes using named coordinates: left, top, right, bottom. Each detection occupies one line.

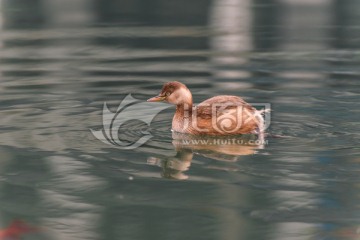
left=0, top=1, right=360, bottom=239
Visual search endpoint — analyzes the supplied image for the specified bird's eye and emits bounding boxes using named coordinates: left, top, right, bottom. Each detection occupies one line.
left=166, top=92, right=171, bottom=97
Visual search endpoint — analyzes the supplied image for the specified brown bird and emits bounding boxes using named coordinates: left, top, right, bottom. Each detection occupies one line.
left=147, top=81, right=265, bottom=136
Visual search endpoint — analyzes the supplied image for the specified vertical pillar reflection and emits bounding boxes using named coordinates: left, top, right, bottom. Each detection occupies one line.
left=209, top=0, right=253, bottom=80
left=275, top=0, right=330, bottom=84
left=209, top=2, right=253, bottom=238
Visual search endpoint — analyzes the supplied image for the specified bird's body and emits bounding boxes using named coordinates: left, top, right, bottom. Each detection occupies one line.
left=148, top=81, right=264, bottom=135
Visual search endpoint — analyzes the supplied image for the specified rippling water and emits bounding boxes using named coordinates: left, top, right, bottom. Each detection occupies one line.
left=1, top=1, right=360, bottom=240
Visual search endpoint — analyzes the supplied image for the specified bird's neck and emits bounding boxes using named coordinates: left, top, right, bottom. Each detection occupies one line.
left=174, top=88, right=193, bottom=118
left=175, top=102, right=193, bottom=119
left=173, top=100, right=193, bottom=133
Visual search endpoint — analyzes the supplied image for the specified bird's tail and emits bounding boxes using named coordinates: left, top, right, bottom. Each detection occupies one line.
left=253, top=108, right=271, bottom=145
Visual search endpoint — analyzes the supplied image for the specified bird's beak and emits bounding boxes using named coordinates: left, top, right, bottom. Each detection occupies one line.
left=147, top=95, right=166, bottom=102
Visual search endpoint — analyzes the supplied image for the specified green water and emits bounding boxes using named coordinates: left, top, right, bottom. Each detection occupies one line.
left=0, top=0, right=360, bottom=239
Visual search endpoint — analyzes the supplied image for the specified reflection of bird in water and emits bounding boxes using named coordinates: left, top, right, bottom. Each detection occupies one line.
left=148, top=81, right=267, bottom=136
left=148, top=134, right=264, bottom=180
left=148, top=148, right=193, bottom=180
left=0, top=220, right=39, bottom=240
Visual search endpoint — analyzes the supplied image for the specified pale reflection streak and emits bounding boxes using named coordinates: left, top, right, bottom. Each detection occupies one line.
left=279, top=0, right=331, bottom=50
left=39, top=2, right=101, bottom=239
left=43, top=0, right=94, bottom=27
left=208, top=1, right=253, bottom=239
left=275, top=0, right=329, bottom=83
left=209, top=0, right=252, bottom=80
left=272, top=222, right=317, bottom=240
left=43, top=155, right=104, bottom=240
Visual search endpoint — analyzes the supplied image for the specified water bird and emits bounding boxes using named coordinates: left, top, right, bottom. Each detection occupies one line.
left=147, top=81, right=266, bottom=135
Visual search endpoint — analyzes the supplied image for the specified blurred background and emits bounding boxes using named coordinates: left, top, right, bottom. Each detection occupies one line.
left=0, top=0, right=360, bottom=239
